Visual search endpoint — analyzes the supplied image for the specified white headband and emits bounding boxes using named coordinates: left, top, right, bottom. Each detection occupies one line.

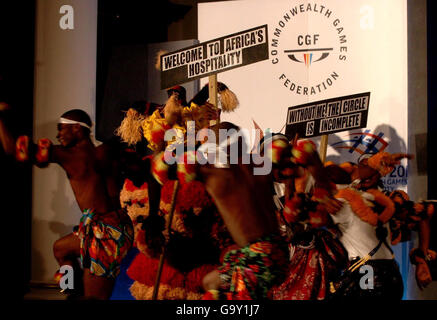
left=59, top=117, right=91, bottom=129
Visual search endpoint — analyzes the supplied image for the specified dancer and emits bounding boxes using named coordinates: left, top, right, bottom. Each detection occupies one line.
left=1, top=108, right=133, bottom=299
left=116, top=83, right=235, bottom=258
left=390, top=190, right=435, bottom=289
left=354, top=152, right=435, bottom=291
left=327, top=152, right=414, bottom=299
left=198, top=123, right=303, bottom=300
left=269, top=137, right=348, bottom=300
left=116, top=84, right=237, bottom=299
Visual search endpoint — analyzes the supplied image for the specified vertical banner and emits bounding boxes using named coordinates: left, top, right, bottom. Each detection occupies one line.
left=198, top=0, right=408, bottom=192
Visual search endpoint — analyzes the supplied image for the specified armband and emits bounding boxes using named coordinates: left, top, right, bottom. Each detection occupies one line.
left=176, top=151, right=197, bottom=184
left=15, top=135, right=30, bottom=162
left=261, top=134, right=290, bottom=165
left=36, top=138, right=52, bottom=165
left=151, top=151, right=170, bottom=185
left=291, top=140, right=317, bottom=165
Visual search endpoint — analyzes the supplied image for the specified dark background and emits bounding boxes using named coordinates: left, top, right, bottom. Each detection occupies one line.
left=427, top=0, right=437, bottom=251
left=0, top=1, right=35, bottom=299
left=96, top=0, right=192, bottom=142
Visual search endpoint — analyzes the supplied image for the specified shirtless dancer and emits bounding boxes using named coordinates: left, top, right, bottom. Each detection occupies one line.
left=197, top=123, right=291, bottom=300
left=1, top=109, right=133, bottom=299
left=197, top=124, right=342, bottom=300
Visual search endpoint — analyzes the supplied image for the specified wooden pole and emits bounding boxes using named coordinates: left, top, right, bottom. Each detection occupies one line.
left=319, top=134, right=329, bottom=163
left=208, top=74, right=219, bottom=125
left=152, top=180, right=179, bottom=300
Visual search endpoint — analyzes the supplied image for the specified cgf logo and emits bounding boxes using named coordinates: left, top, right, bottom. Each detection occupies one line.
left=271, top=3, right=348, bottom=96
left=285, top=34, right=332, bottom=67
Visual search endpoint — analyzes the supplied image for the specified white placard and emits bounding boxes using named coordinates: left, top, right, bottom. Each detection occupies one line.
left=199, top=0, right=407, bottom=192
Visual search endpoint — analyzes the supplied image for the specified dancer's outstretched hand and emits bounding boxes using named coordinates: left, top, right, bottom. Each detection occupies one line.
left=416, top=261, right=432, bottom=290
left=387, top=153, right=414, bottom=166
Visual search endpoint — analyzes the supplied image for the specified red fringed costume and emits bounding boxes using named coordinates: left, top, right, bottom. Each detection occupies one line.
left=121, top=178, right=234, bottom=300
left=271, top=229, right=347, bottom=300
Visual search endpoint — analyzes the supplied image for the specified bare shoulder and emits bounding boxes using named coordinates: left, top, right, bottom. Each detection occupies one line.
left=199, top=163, right=271, bottom=198
left=95, top=143, right=108, bottom=155
left=95, top=142, right=118, bottom=160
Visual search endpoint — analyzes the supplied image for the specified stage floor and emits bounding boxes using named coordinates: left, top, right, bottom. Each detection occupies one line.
left=24, top=286, right=66, bottom=300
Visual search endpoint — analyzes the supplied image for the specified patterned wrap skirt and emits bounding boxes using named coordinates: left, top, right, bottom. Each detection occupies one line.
left=77, top=209, right=134, bottom=279
left=214, top=234, right=289, bottom=300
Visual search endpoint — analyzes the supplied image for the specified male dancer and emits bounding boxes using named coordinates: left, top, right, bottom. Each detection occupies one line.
left=197, top=124, right=334, bottom=299
left=1, top=108, right=133, bottom=299
left=197, top=122, right=287, bottom=299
